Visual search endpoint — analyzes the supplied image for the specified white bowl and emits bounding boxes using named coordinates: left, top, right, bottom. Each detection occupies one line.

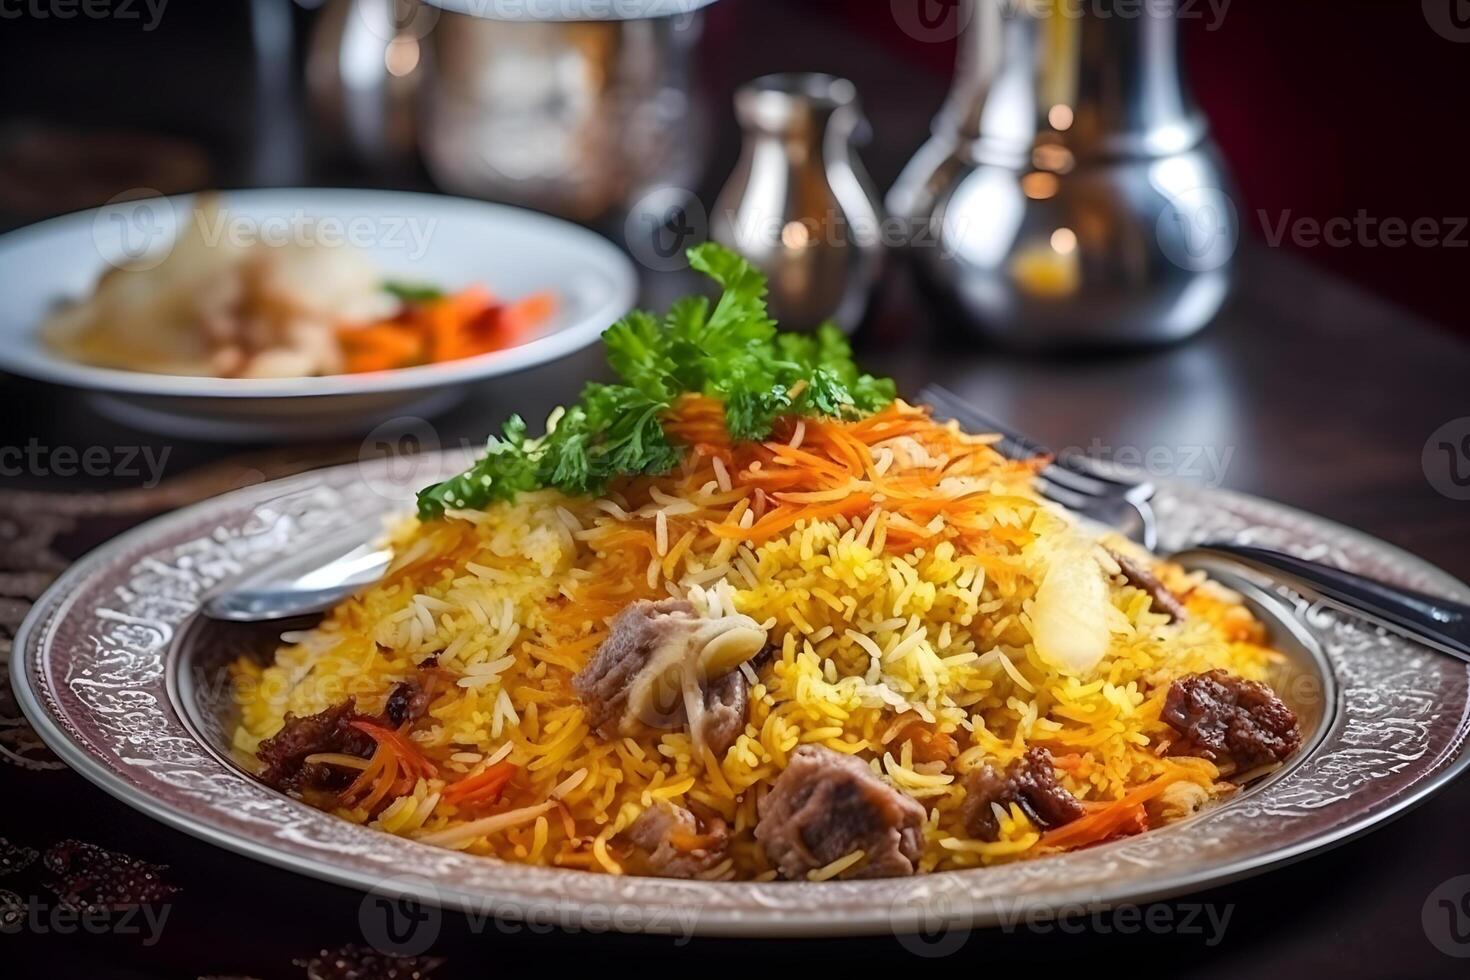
left=0, top=188, right=638, bottom=440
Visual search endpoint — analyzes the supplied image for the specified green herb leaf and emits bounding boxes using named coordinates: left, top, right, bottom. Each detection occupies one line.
left=416, top=244, right=895, bottom=519
left=383, top=281, right=447, bottom=303
left=415, top=415, right=538, bottom=517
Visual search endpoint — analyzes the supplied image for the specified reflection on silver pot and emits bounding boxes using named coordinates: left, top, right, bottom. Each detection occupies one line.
left=888, top=0, right=1237, bottom=350
left=712, top=74, right=885, bottom=334
left=418, top=0, right=715, bottom=223
left=306, top=0, right=431, bottom=173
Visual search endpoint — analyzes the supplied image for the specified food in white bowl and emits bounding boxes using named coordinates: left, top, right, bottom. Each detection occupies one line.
left=0, top=189, right=637, bottom=440
left=43, top=196, right=555, bottom=380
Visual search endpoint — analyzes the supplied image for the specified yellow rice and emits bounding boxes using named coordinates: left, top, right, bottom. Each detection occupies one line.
left=233, top=400, right=1281, bottom=878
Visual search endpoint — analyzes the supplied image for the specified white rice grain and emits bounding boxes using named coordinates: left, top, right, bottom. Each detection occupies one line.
left=711, top=456, right=732, bottom=493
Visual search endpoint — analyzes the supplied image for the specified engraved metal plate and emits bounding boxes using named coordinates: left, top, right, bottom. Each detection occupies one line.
left=12, top=456, right=1470, bottom=936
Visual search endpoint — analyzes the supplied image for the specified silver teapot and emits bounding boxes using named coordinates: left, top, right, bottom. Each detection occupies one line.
left=888, top=0, right=1237, bottom=349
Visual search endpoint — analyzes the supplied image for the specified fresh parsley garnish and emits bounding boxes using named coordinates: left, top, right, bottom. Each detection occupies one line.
left=383, top=281, right=447, bottom=304
left=415, top=243, right=894, bottom=520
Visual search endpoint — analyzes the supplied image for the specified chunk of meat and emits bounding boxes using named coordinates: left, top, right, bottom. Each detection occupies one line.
left=699, top=670, right=748, bottom=756
left=573, top=598, right=692, bottom=735
left=572, top=599, right=766, bottom=755
left=1161, top=670, right=1301, bottom=769
left=255, top=701, right=375, bottom=795
left=1107, top=547, right=1187, bottom=622
left=755, top=745, right=926, bottom=879
left=624, top=802, right=729, bottom=879
left=961, top=747, right=1085, bottom=841
left=384, top=680, right=431, bottom=727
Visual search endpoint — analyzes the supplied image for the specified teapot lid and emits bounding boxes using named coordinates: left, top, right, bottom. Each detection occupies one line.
left=424, top=0, right=718, bottom=20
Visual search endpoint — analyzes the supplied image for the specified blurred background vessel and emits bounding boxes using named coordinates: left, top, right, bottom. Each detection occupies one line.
left=414, top=0, right=714, bottom=224
left=711, top=73, right=884, bottom=333
left=888, top=0, right=1236, bottom=349
left=305, top=0, right=425, bottom=175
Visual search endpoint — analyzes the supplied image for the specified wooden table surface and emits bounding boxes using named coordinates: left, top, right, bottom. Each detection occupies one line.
left=3, top=1, right=1470, bottom=976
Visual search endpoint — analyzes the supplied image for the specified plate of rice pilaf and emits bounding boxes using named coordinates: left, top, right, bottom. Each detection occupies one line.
left=14, top=244, right=1470, bottom=933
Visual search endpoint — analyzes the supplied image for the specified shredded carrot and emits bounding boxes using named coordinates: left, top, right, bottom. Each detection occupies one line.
left=709, top=492, right=874, bottom=543
left=338, top=324, right=422, bottom=373
left=668, top=830, right=724, bottom=853
left=500, top=292, right=556, bottom=339
left=336, top=721, right=439, bottom=812
left=630, top=396, right=1043, bottom=560
left=349, top=720, right=437, bottom=775
left=1040, top=772, right=1187, bottom=849
left=339, top=286, right=555, bottom=373
left=442, top=760, right=518, bottom=807
left=341, top=748, right=390, bottom=806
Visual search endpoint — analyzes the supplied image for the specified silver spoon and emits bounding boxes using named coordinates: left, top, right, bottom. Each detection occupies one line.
left=202, top=536, right=392, bottom=623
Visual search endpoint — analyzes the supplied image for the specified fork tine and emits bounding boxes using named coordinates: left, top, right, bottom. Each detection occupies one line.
left=1035, top=477, right=1160, bottom=551
left=919, top=383, right=1160, bottom=548
left=918, top=384, right=1148, bottom=499
left=1033, top=476, right=1097, bottom=512
left=919, top=385, right=1043, bottom=457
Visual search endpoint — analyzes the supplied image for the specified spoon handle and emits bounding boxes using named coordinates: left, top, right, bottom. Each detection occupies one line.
left=1189, top=544, right=1470, bottom=665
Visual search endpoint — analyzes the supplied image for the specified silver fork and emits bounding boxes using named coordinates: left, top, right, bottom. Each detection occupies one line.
left=920, top=384, right=1159, bottom=550
left=919, top=384, right=1470, bottom=664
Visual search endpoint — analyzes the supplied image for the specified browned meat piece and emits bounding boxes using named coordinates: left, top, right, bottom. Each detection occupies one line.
left=1107, top=548, right=1187, bottom=622
left=571, top=598, right=766, bottom=752
left=384, top=680, right=431, bottom=727
left=961, top=747, right=1084, bottom=841
left=624, top=802, right=729, bottom=879
left=255, top=701, right=375, bottom=794
left=1162, top=670, right=1301, bottom=769
left=574, top=598, right=695, bottom=735
left=699, top=670, right=748, bottom=756
left=755, top=745, right=926, bottom=879
left=960, top=764, right=1009, bottom=840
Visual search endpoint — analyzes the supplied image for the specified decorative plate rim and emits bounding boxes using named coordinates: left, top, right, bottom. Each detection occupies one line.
left=12, top=457, right=1470, bottom=938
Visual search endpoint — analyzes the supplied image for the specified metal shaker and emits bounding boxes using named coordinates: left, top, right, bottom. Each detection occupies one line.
left=888, top=0, right=1237, bottom=349
left=712, top=74, right=885, bottom=333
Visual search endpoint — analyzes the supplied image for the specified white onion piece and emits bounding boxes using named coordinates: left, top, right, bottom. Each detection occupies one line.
left=1030, top=546, right=1111, bottom=675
